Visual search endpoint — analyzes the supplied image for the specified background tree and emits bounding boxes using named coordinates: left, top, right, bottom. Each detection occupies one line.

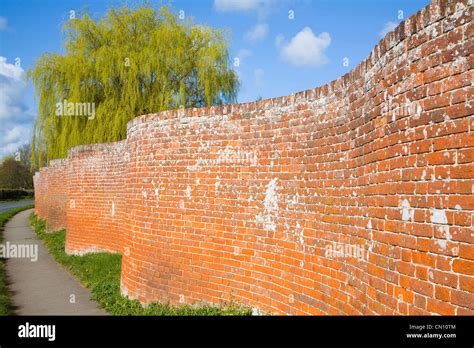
left=15, top=143, right=36, bottom=172
left=30, top=5, right=239, bottom=166
left=0, top=156, right=33, bottom=189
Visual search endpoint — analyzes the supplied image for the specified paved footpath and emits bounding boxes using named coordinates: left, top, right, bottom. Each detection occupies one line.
left=3, top=209, right=106, bottom=315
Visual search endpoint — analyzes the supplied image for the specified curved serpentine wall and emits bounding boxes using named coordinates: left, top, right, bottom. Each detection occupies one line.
left=33, top=0, right=473, bottom=315
left=33, top=159, right=68, bottom=231
left=65, top=141, right=127, bottom=254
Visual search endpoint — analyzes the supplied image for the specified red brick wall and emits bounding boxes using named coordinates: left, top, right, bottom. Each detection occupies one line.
left=34, top=0, right=473, bottom=315
left=65, top=142, right=127, bottom=254
left=33, top=172, right=45, bottom=219
left=34, top=159, right=68, bottom=231
left=36, top=168, right=50, bottom=221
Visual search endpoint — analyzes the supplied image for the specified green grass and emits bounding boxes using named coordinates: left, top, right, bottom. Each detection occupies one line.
left=29, top=213, right=252, bottom=316
left=0, top=204, right=35, bottom=315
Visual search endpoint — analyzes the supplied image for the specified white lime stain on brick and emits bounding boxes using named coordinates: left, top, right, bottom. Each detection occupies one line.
left=186, top=185, right=192, bottom=199
left=414, top=103, right=422, bottom=119
left=120, top=283, right=130, bottom=298
left=256, top=178, right=279, bottom=231
left=296, top=222, right=304, bottom=245
left=111, top=201, right=115, bottom=217
left=436, top=239, right=447, bottom=250
left=454, top=204, right=461, bottom=210
left=286, top=192, right=301, bottom=210
left=438, top=225, right=452, bottom=241
left=446, top=229, right=452, bottom=241
left=67, top=245, right=111, bottom=256
left=436, top=225, right=452, bottom=251
left=216, top=146, right=257, bottom=166
left=187, top=158, right=203, bottom=171
left=401, top=199, right=414, bottom=222
left=367, top=220, right=372, bottom=229
left=430, top=208, right=447, bottom=224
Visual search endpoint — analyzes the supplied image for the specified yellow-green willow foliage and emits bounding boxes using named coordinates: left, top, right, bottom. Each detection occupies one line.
left=29, top=5, right=239, bottom=166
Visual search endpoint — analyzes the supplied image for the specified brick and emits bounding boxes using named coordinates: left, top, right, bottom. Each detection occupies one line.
left=453, top=259, right=474, bottom=276
left=459, top=275, right=474, bottom=293
left=427, top=298, right=456, bottom=315
left=435, top=285, right=451, bottom=302
left=451, top=290, right=474, bottom=310
left=32, top=0, right=474, bottom=315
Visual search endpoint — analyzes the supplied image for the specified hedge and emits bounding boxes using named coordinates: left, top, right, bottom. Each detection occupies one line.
left=0, top=189, right=34, bottom=200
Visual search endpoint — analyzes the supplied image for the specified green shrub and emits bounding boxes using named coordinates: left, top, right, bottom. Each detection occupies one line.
left=0, top=189, right=34, bottom=200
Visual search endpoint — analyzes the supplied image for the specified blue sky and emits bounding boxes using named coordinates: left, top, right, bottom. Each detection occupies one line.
left=0, top=0, right=431, bottom=158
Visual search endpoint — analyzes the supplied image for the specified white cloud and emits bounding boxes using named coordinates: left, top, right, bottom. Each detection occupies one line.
left=0, top=123, right=31, bottom=160
left=0, top=17, right=7, bottom=31
left=214, top=0, right=275, bottom=18
left=0, top=56, right=33, bottom=159
left=244, top=23, right=269, bottom=43
left=274, top=33, right=285, bottom=47
left=379, top=21, right=398, bottom=38
left=0, top=57, right=27, bottom=120
left=0, top=57, right=20, bottom=80
left=254, top=68, right=264, bottom=87
left=277, top=27, right=331, bottom=67
left=238, top=48, right=252, bottom=60
left=214, top=0, right=260, bottom=12
left=3, top=124, right=28, bottom=143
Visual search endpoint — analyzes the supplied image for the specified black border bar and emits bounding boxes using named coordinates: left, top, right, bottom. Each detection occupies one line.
left=0, top=315, right=472, bottom=346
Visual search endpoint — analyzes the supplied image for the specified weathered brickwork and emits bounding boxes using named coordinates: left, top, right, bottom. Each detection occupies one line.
left=33, top=172, right=44, bottom=219
left=33, top=159, right=68, bottom=231
left=65, top=141, right=127, bottom=255
left=34, top=0, right=473, bottom=315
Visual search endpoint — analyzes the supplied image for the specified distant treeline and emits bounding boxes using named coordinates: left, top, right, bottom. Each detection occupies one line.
left=0, top=189, right=34, bottom=200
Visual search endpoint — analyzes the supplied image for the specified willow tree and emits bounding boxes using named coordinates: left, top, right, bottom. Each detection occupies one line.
left=29, top=5, right=239, bottom=166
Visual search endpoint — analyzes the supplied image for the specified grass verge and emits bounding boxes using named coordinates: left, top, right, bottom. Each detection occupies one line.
left=30, top=213, right=251, bottom=316
left=0, top=204, right=35, bottom=315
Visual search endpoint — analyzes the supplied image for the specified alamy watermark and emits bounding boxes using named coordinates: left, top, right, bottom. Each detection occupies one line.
left=324, top=241, right=370, bottom=261
left=18, top=322, right=55, bottom=341
left=0, top=242, right=38, bottom=262
left=216, top=146, right=257, bottom=166
left=56, top=99, right=95, bottom=120
left=382, top=96, right=423, bottom=120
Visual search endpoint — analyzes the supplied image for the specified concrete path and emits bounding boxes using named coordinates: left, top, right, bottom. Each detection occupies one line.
left=0, top=200, right=34, bottom=213
left=3, top=209, right=106, bottom=315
